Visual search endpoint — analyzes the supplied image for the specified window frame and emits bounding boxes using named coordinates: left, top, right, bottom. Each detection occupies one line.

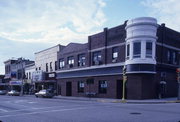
left=78, top=54, right=86, bottom=67
left=77, top=81, right=85, bottom=93
left=98, top=80, right=107, bottom=94
left=133, top=41, right=141, bottom=58
left=59, top=59, right=65, bottom=69
left=146, top=41, right=153, bottom=58
left=92, top=51, right=102, bottom=65
left=112, top=47, right=118, bottom=60
left=126, top=43, right=130, bottom=60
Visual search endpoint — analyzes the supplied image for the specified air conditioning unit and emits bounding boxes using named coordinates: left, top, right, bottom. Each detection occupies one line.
left=69, top=64, right=73, bottom=68
left=95, top=61, right=100, bottom=65
left=112, top=59, right=117, bottom=63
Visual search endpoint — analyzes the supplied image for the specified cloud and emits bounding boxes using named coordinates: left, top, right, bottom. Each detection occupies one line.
left=0, top=0, right=106, bottom=45
left=0, top=37, right=54, bottom=74
left=141, top=0, right=180, bottom=31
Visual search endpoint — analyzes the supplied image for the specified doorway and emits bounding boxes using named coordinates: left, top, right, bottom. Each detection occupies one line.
left=116, top=80, right=123, bottom=99
left=66, top=82, right=72, bottom=96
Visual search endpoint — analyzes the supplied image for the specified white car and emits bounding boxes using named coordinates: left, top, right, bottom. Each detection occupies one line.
left=0, top=90, right=7, bottom=95
left=35, top=89, right=54, bottom=98
left=8, top=90, right=20, bottom=96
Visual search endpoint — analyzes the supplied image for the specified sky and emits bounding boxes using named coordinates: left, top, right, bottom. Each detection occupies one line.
left=0, top=0, right=180, bottom=74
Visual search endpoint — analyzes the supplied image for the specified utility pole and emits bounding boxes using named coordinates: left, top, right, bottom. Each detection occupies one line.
left=122, top=65, right=127, bottom=102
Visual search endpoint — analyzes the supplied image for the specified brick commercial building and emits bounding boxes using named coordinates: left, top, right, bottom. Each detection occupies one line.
left=56, top=17, right=180, bottom=99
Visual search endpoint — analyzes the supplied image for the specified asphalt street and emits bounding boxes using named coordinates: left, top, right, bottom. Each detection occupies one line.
left=0, top=95, right=180, bottom=122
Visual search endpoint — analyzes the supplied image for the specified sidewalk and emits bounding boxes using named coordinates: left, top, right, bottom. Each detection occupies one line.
left=53, top=95, right=180, bottom=104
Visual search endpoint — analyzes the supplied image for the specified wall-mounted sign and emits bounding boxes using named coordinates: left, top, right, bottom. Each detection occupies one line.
left=46, top=72, right=56, bottom=80
left=49, top=73, right=55, bottom=78
left=10, top=81, right=23, bottom=85
left=32, top=71, right=45, bottom=82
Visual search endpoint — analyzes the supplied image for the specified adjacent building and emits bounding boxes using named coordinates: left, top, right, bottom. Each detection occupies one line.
left=33, top=44, right=64, bottom=92
left=56, top=17, right=180, bottom=99
left=25, top=63, right=35, bottom=94
left=4, top=57, right=34, bottom=93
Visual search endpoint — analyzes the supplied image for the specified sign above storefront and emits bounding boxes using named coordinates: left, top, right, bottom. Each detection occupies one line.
left=9, top=81, right=23, bottom=85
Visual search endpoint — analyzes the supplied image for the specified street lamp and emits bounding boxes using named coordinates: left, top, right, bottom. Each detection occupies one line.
left=122, top=65, right=127, bottom=102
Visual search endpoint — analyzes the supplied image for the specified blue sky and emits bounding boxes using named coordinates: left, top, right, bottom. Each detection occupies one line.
left=0, top=0, right=180, bottom=74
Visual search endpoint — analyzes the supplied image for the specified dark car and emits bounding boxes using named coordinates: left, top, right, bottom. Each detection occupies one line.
left=7, top=90, right=20, bottom=96
left=35, top=89, right=54, bottom=98
left=0, top=90, right=7, bottom=95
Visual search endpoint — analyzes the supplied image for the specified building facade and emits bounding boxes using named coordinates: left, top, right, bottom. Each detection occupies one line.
left=33, top=44, right=64, bottom=92
left=25, top=63, right=35, bottom=94
left=4, top=57, right=34, bottom=93
left=56, top=17, right=180, bottom=99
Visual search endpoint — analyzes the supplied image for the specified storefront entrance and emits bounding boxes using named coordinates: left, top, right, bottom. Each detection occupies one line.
left=66, top=82, right=72, bottom=96
left=116, top=80, right=123, bottom=99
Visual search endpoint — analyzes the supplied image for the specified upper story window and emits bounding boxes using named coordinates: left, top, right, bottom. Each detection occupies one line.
left=39, top=67, right=41, bottom=70
left=146, top=42, right=153, bottom=58
left=126, top=44, right=130, bottom=60
left=78, top=54, right=86, bottom=67
left=99, top=80, right=107, bottom=94
left=29, top=72, right=31, bottom=79
left=50, top=62, right=53, bottom=71
left=167, top=50, right=171, bottom=63
left=59, top=59, right=65, bottom=69
left=167, top=50, right=177, bottom=65
left=172, top=51, right=177, bottom=65
left=55, top=61, right=57, bottom=70
left=93, top=51, right=102, bottom=65
left=26, top=73, right=28, bottom=79
left=67, top=56, right=74, bottom=68
left=112, top=47, right=118, bottom=60
left=46, top=63, right=48, bottom=72
left=133, top=42, right=141, bottom=58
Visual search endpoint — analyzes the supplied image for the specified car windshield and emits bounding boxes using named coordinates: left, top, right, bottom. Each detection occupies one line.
left=39, top=90, right=46, bottom=93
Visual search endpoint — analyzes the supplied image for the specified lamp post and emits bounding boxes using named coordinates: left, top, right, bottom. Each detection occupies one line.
left=122, top=65, right=127, bottom=102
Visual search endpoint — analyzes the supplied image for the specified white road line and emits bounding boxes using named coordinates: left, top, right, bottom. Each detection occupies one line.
left=0, top=107, right=89, bottom=118
left=0, top=109, right=8, bottom=112
left=28, top=102, right=37, bottom=104
left=0, top=105, right=86, bottom=113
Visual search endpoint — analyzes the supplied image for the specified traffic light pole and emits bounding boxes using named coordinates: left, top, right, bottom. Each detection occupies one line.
left=122, top=65, right=127, bottom=102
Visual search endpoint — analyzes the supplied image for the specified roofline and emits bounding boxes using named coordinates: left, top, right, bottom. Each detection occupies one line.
left=34, top=44, right=64, bottom=54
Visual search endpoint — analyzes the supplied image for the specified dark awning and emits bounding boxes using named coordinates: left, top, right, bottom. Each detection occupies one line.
left=56, top=66, right=123, bottom=79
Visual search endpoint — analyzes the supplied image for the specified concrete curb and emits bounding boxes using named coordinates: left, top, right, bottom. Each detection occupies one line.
left=23, top=95, right=180, bottom=104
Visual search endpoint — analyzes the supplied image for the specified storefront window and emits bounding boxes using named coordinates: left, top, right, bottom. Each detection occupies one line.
left=99, top=80, right=107, bottom=94
left=78, top=81, right=84, bottom=93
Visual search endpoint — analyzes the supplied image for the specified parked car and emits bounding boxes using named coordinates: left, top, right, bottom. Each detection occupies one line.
left=35, top=89, right=54, bottom=98
left=0, top=90, right=7, bottom=95
left=7, top=90, right=20, bottom=96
